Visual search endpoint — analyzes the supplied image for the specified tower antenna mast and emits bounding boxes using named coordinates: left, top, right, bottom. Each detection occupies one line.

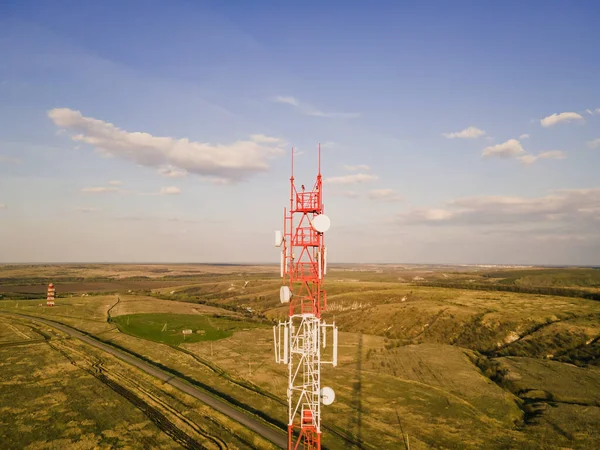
left=274, top=144, right=338, bottom=449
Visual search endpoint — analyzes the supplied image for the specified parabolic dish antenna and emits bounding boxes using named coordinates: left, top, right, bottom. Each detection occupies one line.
left=321, top=386, right=335, bottom=405
left=280, top=285, right=292, bottom=303
left=312, top=214, right=331, bottom=233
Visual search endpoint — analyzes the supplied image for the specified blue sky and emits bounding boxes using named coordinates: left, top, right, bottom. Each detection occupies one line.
left=1, top=0, right=599, bottom=264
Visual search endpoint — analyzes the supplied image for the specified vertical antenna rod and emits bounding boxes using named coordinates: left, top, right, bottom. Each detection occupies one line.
left=318, top=142, right=321, bottom=175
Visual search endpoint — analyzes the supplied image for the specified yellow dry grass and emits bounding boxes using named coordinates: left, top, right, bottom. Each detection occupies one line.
left=111, top=294, right=237, bottom=317
left=3, top=264, right=600, bottom=449
left=0, top=263, right=277, bottom=279
left=1, top=314, right=279, bottom=450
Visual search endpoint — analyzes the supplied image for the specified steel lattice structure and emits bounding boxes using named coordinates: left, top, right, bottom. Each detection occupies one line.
left=274, top=145, right=338, bottom=450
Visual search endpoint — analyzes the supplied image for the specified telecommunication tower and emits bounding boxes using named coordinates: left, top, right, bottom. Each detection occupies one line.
left=47, top=283, right=55, bottom=307
left=273, top=144, right=338, bottom=450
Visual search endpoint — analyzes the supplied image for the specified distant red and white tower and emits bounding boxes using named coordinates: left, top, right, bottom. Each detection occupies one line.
left=274, top=144, right=338, bottom=450
left=47, top=283, right=55, bottom=307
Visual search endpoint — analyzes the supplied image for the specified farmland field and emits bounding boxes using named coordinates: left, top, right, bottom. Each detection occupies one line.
left=113, top=313, right=269, bottom=345
left=0, top=314, right=274, bottom=449
left=1, top=263, right=599, bottom=449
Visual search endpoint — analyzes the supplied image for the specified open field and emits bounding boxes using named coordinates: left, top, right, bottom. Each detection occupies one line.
left=0, top=263, right=278, bottom=280
left=113, top=313, right=269, bottom=345
left=186, top=327, right=530, bottom=449
left=0, top=280, right=189, bottom=296
left=482, top=268, right=600, bottom=287
left=0, top=314, right=276, bottom=449
left=1, top=263, right=600, bottom=449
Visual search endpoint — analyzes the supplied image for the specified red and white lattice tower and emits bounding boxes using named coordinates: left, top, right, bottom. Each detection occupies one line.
left=47, top=283, right=55, bottom=307
left=273, top=144, right=338, bottom=450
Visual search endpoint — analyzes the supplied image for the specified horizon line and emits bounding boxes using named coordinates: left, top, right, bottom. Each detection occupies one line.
left=1, top=261, right=598, bottom=268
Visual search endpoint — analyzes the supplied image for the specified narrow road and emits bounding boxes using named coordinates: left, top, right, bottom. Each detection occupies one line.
left=3, top=312, right=287, bottom=449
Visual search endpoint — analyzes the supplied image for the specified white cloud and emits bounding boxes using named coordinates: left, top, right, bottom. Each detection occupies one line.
left=81, top=186, right=120, bottom=193
left=272, top=95, right=359, bottom=119
left=250, top=134, right=285, bottom=144
left=158, top=166, right=187, bottom=178
left=273, top=96, right=299, bottom=106
left=518, top=150, right=566, bottom=165
left=137, top=186, right=182, bottom=196
left=586, top=109, right=593, bottom=115
left=0, top=203, right=5, bottom=209
left=596, top=108, right=600, bottom=114
left=398, top=188, right=600, bottom=228
left=519, top=134, right=530, bottom=139
left=343, top=164, right=370, bottom=171
left=587, top=138, right=600, bottom=149
left=403, top=208, right=455, bottom=222
left=517, top=156, right=540, bottom=165
left=159, top=186, right=181, bottom=195
left=108, top=180, right=121, bottom=186
left=325, top=173, right=379, bottom=184
left=367, top=189, right=403, bottom=201
left=442, top=126, right=486, bottom=139
left=482, top=139, right=525, bottom=158
left=540, top=112, right=584, bottom=127
left=48, top=108, right=285, bottom=183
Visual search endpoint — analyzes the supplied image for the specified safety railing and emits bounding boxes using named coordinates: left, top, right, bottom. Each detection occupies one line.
left=295, top=191, right=320, bottom=212
left=291, top=261, right=319, bottom=282
left=293, top=226, right=319, bottom=247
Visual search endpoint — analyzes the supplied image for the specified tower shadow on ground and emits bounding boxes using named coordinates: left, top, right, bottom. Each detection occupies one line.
left=347, top=332, right=364, bottom=448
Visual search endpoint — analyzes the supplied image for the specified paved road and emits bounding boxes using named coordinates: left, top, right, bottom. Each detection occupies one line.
left=4, top=312, right=287, bottom=449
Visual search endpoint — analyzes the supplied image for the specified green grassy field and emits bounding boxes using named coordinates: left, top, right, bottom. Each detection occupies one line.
left=113, top=313, right=268, bottom=345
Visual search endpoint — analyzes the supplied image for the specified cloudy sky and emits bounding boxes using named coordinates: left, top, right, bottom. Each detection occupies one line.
left=1, top=0, right=599, bottom=265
